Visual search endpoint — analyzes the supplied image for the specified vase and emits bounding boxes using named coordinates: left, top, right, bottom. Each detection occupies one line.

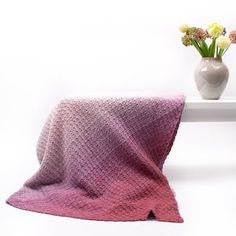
left=194, top=57, right=229, bottom=100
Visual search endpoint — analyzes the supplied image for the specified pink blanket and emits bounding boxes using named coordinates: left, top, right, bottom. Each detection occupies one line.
left=7, top=95, right=185, bottom=223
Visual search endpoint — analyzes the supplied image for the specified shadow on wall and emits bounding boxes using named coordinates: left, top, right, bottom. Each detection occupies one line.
left=164, top=164, right=236, bottom=182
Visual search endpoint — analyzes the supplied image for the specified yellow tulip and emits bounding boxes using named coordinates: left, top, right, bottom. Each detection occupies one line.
left=207, top=22, right=224, bottom=38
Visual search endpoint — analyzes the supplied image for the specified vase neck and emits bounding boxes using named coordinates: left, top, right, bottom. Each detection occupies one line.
left=201, top=57, right=222, bottom=62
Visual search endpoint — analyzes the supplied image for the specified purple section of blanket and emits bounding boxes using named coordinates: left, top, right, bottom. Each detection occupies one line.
left=7, top=95, right=185, bottom=222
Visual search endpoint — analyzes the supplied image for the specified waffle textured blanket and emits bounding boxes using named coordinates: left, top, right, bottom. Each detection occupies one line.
left=7, top=95, right=185, bottom=223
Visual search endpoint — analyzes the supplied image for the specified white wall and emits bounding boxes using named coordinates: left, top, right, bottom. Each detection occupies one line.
left=1, top=0, right=236, bottom=129
left=1, top=0, right=236, bottom=142
left=1, top=1, right=236, bottom=236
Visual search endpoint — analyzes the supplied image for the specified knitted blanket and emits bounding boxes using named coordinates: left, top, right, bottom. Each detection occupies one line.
left=7, top=95, right=185, bottom=223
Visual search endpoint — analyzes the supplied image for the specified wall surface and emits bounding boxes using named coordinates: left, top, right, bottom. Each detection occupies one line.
left=0, top=1, right=236, bottom=236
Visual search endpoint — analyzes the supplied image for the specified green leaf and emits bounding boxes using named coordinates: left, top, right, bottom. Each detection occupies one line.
left=200, top=40, right=209, bottom=56
left=218, top=48, right=224, bottom=57
left=209, top=38, right=216, bottom=57
left=216, top=46, right=219, bottom=58
left=222, top=47, right=229, bottom=56
left=191, top=40, right=205, bottom=57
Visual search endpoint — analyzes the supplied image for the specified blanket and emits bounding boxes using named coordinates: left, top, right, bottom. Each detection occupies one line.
left=7, top=95, right=185, bottom=223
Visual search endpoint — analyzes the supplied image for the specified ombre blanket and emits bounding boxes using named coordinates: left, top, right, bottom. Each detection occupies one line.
left=7, top=95, right=185, bottom=223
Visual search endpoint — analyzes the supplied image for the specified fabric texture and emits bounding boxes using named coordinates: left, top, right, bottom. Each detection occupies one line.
left=7, top=95, right=185, bottom=223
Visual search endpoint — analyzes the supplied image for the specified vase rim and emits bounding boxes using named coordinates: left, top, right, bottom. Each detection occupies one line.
left=201, top=57, right=222, bottom=61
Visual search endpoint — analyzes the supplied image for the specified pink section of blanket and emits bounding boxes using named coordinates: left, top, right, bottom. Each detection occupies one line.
left=7, top=95, right=185, bottom=222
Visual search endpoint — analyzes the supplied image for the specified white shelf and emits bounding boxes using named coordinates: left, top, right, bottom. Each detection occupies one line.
left=182, top=97, right=236, bottom=122
left=65, top=94, right=236, bottom=122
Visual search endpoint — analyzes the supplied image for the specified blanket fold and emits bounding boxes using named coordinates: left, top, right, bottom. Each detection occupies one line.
left=7, top=95, right=185, bottom=223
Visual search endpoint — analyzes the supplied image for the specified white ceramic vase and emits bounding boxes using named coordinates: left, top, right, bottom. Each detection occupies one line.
left=194, top=57, right=229, bottom=100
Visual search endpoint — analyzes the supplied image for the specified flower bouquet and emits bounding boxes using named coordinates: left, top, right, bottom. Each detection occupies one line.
left=179, top=23, right=236, bottom=99
left=179, top=22, right=236, bottom=58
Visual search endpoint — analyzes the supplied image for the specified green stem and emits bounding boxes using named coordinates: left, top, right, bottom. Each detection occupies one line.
left=222, top=47, right=229, bottom=56
left=209, top=38, right=216, bottom=57
left=216, top=46, right=219, bottom=58
left=200, top=40, right=209, bottom=56
left=191, top=40, right=205, bottom=57
left=218, top=48, right=224, bottom=58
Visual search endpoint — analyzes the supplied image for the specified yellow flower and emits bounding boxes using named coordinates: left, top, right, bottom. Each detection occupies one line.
left=179, top=24, right=189, bottom=33
left=216, top=35, right=231, bottom=49
left=207, top=22, right=224, bottom=38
